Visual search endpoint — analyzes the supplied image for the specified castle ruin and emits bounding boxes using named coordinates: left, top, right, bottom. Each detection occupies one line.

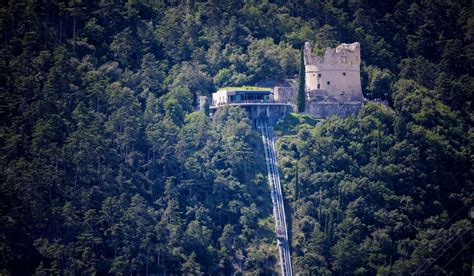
left=208, top=42, right=365, bottom=123
left=274, top=42, right=365, bottom=118
left=304, top=42, right=363, bottom=100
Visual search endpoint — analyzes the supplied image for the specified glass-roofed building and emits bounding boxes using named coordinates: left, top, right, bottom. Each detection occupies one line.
left=211, top=87, right=274, bottom=106
left=210, top=87, right=292, bottom=126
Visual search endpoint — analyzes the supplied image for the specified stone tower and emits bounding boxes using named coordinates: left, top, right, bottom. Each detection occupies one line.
left=304, top=42, right=363, bottom=102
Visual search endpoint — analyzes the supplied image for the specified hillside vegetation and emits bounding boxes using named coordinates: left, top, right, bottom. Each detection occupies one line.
left=0, top=0, right=472, bottom=274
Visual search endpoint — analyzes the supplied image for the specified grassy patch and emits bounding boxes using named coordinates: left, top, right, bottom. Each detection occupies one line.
left=274, top=112, right=320, bottom=136
left=218, top=86, right=272, bottom=91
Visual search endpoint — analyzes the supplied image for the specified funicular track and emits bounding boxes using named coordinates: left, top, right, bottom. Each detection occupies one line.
left=259, top=119, right=293, bottom=276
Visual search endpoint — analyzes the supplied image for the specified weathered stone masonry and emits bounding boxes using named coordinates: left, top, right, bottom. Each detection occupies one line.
left=274, top=42, right=365, bottom=118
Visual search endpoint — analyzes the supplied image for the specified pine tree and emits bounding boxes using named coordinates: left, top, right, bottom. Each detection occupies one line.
left=297, top=47, right=306, bottom=112
left=181, top=252, right=202, bottom=274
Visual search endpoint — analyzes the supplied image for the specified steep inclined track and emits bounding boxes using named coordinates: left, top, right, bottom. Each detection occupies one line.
left=260, top=120, right=293, bottom=276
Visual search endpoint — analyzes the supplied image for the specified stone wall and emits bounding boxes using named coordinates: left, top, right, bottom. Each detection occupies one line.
left=307, top=88, right=362, bottom=102
left=198, top=95, right=208, bottom=111
left=306, top=101, right=362, bottom=118
left=273, top=86, right=297, bottom=112
left=273, top=81, right=362, bottom=118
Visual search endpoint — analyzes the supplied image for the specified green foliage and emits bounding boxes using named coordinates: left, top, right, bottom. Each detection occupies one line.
left=277, top=94, right=472, bottom=274
left=365, top=65, right=394, bottom=100
left=0, top=0, right=472, bottom=275
left=297, top=47, right=306, bottom=112
left=218, top=86, right=272, bottom=91
left=274, top=113, right=319, bottom=136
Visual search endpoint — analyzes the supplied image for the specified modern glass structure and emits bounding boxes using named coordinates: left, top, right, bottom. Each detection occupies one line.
left=210, top=87, right=292, bottom=127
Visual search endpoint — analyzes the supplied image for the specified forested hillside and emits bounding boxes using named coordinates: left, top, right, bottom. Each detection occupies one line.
left=278, top=97, right=472, bottom=274
left=0, top=0, right=472, bottom=274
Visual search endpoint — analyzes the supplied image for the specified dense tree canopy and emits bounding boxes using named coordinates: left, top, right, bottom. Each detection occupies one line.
left=0, top=0, right=472, bottom=274
left=278, top=94, right=472, bottom=274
